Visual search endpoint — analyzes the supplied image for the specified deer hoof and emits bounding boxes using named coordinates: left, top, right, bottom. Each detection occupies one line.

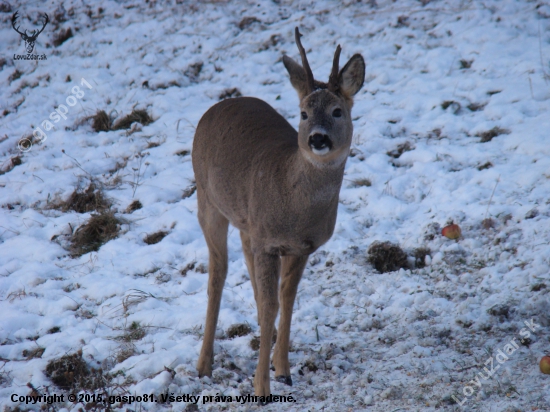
left=275, top=375, right=293, bottom=386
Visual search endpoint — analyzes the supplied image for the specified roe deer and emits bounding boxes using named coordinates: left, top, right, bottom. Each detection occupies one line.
left=192, top=28, right=365, bottom=398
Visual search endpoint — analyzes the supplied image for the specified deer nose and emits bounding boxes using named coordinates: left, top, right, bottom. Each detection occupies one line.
left=308, top=133, right=332, bottom=151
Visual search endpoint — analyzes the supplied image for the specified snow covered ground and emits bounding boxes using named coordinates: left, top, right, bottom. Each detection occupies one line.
left=1, top=0, right=550, bottom=410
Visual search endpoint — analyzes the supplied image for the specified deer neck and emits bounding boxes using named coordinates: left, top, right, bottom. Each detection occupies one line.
left=287, top=146, right=348, bottom=202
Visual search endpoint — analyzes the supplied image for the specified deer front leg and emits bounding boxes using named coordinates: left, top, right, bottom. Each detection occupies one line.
left=272, top=255, right=308, bottom=386
left=253, top=252, right=280, bottom=398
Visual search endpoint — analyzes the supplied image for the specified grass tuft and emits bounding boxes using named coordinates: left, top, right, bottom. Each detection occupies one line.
left=226, top=323, right=252, bottom=339
left=182, top=184, right=197, bottom=199
left=477, top=126, right=510, bottom=143
left=125, top=199, right=142, bottom=213
left=352, top=178, right=372, bottom=188
left=91, top=110, right=111, bottom=132
left=23, top=347, right=45, bottom=360
left=459, top=59, right=473, bottom=69
left=53, top=27, right=73, bottom=47
left=368, top=241, right=408, bottom=273
left=144, top=230, right=167, bottom=245
left=45, top=350, right=110, bottom=391
left=238, top=16, right=260, bottom=30
left=250, top=329, right=277, bottom=350
left=116, top=321, right=146, bottom=342
left=477, top=161, right=493, bottom=171
left=219, top=88, right=242, bottom=100
left=8, top=69, right=23, bottom=83
left=413, top=247, right=431, bottom=269
left=70, top=212, right=121, bottom=256
left=387, top=142, right=413, bottom=159
left=112, top=109, right=153, bottom=130
left=60, top=184, right=110, bottom=213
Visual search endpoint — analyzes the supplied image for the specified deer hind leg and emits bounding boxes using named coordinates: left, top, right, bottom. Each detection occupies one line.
left=240, top=231, right=261, bottom=322
left=272, top=255, right=308, bottom=386
left=196, top=191, right=229, bottom=378
left=253, top=252, right=280, bottom=398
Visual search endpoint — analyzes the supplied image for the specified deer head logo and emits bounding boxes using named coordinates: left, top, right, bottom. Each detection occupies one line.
left=12, top=11, right=49, bottom=54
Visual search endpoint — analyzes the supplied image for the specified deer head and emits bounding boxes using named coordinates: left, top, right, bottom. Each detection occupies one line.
left=282, top=28, right=365, bottom=167
left=12, top=11, right=49, bottom=54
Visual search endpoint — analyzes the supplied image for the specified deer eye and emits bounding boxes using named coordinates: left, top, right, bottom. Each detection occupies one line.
left=332, top=108, right=342, bottom=118
left=301, top=112, right=308, bottom=120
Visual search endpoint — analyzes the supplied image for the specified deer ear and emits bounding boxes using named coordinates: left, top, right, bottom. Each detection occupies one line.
left=338, top=54, right=365, bottom=97
left=283, top=55, right=309, bottom=100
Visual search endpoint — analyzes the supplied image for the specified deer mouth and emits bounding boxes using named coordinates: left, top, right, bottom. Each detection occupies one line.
left=308, top=133, right=332, bottom=155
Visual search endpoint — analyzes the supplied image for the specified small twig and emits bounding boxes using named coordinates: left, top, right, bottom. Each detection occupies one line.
left=176, top=117, right=196, bottom=132
left=129, top=153, right=149, bottom=198
left=528, top=75, right=535, bottom=99
left=539, top=22, right=549, bottom=83
left=61, top=149, right=94, bottom=178
left=455, top=364, right=481, bottom=373
left=0, top=225, right=20, bottom=235
left=484, top=175, right=500, bottom=221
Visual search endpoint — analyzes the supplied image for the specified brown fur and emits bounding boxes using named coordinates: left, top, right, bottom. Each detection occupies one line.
left=192, top=28, right=365, bottom=397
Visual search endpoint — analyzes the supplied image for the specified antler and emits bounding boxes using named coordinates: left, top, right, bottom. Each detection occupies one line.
left=327, top=45, right=342, bottom=93
left=33, top=13, right=49, bottom=39
left=294, top=27, right=315, bottom=94
left=11, top=12, right=48, bottom=40
left=11, top=11, right=27, bottom=37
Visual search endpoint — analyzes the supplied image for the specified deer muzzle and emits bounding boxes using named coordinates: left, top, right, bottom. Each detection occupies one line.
left=308, top=133, right=332, bottom=155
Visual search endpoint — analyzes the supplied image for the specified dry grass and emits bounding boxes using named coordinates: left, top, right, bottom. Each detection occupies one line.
left=70, top=212, right=121, bottom=256
left=250, top=330, right=277, bottom=350
left=182, top=184, right=197, bottom=199
left=180, top=262, right=196, bottom=276
left=226, top=323, right=252, bottom=339
left=23, top=347, right=45, bottom=360
left=88, top=109, right=154, bottom=132
left=184, top=62, right=203, bottom=83
left=482, top=217, right=496, bottom=229
left=45, top=350, right=110, bottom=391
left=352, top=178, right=372, bottom=187
left=112, top=322, right=147, bottom=363
left=0, top=156, right=22, bottom=175
left=238, top=16, right=260, bottom=30
left=58, top=184, right=110, bottom=213
left=413, top=247, right=431, bottom=269
left=115, top=344, right=136, bottom=364
left=387, top=141, right=413, bottom=159
left=91, top=110, right=111, bottom=132
left=116, top=321, right=146, bottom=343
left=53, top=27, right=73, bottom=47
left=219, top=88, right=242, bottom=100
left=368, top=241, right=409, bottom=273
left=112, top=109, right=153, bottom=131
left=531, top=283, right=546, bottom=292
left=8, top=69, right=23, bottom=83
left=467, top=102, right=486, bottom=112
left=175, top=149, right=190, bottom=157
left=477, top=126, right=510, bottom=143
left=144, top=230, right=167, bottom=245
left=477, top=161, right=493, bottom=171
left=125, top=199, right=142, bottom=213
left=441, top=100, right=461, bottom=114
left=459, top=59, right=473, bottom=69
